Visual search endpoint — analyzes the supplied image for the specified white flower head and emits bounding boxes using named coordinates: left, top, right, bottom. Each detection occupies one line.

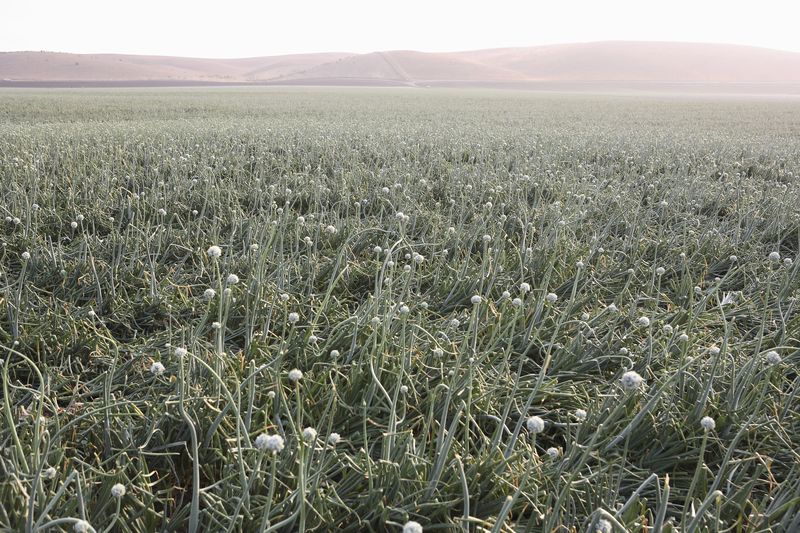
left=519, top=282, right=531, bottom=293
left=546, top=447, right=560, bottom=459
left=526, top=415, right=545, bottom=434
left=150, top=361, right=166, bottom=376
left=512, top=297, right=523, bottom=308
left=288, top=368, right=303, bottom=383
left=21, top=251, right=31, bottom=261
left=111, top=483, right=126, bottom=497
left=637, top=316, right=650, bottom=327
left=226, top=274, right=239, bottom=285
left=174, top=347, right=188, bottom=358
left=402, top=521, right=423, bottom=533
left=700, top=416, right=716, bottom=431
left=73, top=520, right=91, bottom=533
left=471, top=295, right=482, bottom=305
left=768, top=251, right=781, bottom=262
left=328, top=432, right=341, bottom=445
left=545, top=292, right=558, bottom=303
left=620, top=370, right=644, bottom=390
left=255, top=433, right=285, bottom=453
left=398, top=304, right=410, bottom=315
left=766, top=351, right=781, bottom=365
left=207, top=245, right=222, bottom=258
left=324, top=225, right=337, bottom=235
left=302, top=427, right=317, bottom=442
left=43, top=466, right=57, bottom=480
left=574, top=409, right=587, bottom=421
left=288, top=312, right=300, bottom=324
left=655, top=267, right=665, bottom=276
left=203, top=288, right=216, bottom=300
left=595, top=519, right=612, bottom=533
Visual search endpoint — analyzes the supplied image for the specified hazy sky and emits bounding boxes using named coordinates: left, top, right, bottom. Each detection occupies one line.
left=3, top=0, right=800, bottom=57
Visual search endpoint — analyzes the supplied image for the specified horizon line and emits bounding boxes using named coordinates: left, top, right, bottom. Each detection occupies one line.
left=4, top=39, right=800, bottom=60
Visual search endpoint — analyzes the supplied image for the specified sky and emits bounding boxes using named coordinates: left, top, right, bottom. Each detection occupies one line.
left=3, top=0, right=800, bottom=57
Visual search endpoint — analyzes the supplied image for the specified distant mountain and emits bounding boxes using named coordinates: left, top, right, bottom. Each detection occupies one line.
left=3, top=42, right=800, bottom=90
left=0, top=51, right=354, bottom=82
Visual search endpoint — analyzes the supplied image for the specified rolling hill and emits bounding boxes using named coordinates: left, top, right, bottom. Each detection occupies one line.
left=2, top=42, right=800, bottom=91
left=0, top=51, right=354, bottom=82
